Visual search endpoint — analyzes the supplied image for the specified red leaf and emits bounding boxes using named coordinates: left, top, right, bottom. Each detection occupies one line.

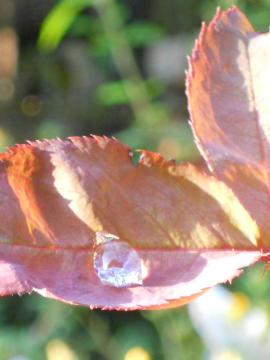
left=187, top=6, right=270, bottom=244
left=0, top=136, right=261, bottom=309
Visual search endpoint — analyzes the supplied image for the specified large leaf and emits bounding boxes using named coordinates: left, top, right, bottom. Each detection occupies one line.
left=187, top=6, right=270, bottom=244
left=0, top=137, right=261, bottom=309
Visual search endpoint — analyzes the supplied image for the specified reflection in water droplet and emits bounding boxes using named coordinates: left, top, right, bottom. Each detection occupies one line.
left=94, top=232, right=143, bottom=288
left=95, top=231, right=120, bottom=245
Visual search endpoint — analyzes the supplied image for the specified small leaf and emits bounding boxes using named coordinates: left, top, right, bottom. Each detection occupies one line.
left=38, top=0, right=90, bottom=52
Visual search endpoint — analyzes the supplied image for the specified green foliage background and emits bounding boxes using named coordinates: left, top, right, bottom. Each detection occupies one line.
left=0, top=1, right=270, bottom=359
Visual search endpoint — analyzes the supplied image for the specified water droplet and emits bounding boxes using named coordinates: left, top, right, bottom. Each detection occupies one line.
left=93, top=232, right=143, bottom=288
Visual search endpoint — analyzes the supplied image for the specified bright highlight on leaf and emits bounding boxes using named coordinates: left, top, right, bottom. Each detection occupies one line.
left=0, top=7, right=268, bottom=309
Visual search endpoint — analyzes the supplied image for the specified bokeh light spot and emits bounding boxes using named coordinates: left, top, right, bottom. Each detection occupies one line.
left=124, top=346, right=151, bottom=360
left=46, top=339, right=78, bottom=360
left=21, top=95, right=42, bottom=117
left=213, top=350, right=243, bottom=360
left=229, top=292, right=250, bottom=321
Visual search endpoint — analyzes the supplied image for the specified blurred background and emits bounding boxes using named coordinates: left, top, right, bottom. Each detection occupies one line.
left=1, top=0, right=270, bottom=359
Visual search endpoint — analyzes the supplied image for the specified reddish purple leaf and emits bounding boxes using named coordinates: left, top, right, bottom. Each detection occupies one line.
left=187, top=6, right=270, bottom=245
left=0, top=136, right=261, bottom=309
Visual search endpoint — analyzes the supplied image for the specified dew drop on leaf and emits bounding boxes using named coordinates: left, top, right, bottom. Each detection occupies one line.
left=93, top=232, right=143, bottom=288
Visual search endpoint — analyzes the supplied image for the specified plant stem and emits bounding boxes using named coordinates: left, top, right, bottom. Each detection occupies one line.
left=93, top=0, right=166, bottom=126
